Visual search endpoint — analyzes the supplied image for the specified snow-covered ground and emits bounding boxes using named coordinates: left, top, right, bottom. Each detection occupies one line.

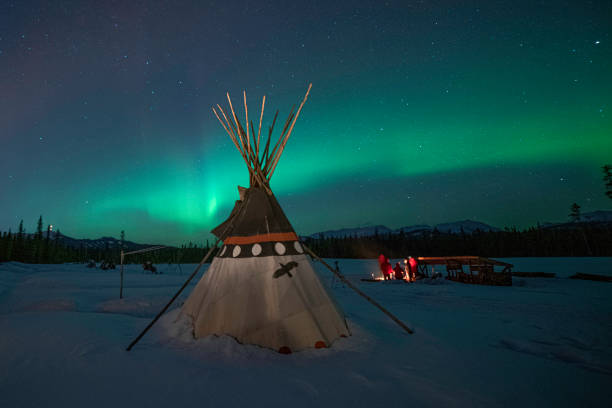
left=1, top=258, right=611, bottom=407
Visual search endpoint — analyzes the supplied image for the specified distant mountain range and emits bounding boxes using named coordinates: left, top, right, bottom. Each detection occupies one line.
left=307, top=210, right=612, bottom=239
left=308, top=220, right=499, bottom=239
left=26, top=232, right=157, bottom=251
left=539, top=210, right=612, bottom=229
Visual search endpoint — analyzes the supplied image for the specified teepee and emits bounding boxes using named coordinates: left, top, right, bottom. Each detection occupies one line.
left=180, top=84, right=350, bottom=353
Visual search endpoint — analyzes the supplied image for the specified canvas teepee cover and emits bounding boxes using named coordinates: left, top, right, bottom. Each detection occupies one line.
left=180, top=85, right=349, bottom=352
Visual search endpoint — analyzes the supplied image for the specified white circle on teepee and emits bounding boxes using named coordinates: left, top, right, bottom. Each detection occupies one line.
left=219, top=245, right=227, bottom=256
left=294, top=241, right=304, bottom=254
left=252, top=243, right=262, bottom=256
left=232, top=245, right=241, bottom=257
left=274, top=242, right=286, bottom=255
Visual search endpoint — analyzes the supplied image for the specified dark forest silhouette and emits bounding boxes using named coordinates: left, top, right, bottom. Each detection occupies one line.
left=0, top=216, right=215, bottom=265
left=1, top=218, right=610, bottom=264
left=303, top=224, right=611, bottom=259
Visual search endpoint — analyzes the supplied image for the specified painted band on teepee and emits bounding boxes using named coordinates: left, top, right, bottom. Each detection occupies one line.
left=224, top=232, right=298, bottom=245
left=217, top=241, right=303, bottom=258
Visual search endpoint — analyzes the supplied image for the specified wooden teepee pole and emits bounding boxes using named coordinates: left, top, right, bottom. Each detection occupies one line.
left=213, top=107, right=243, bottom=157
left=302, top=243, right=414, bottom=335
left=243, top=90, right=250, bottom=157
left=257, top=95, right=265, bottom=160
left=215, top=105, right=245, bottom=157
left=227, top=93, right=248, bottom=156
left=227, top=94, right=261, bottom=177
left=214, top=106, right=253, bottom=174
left=223, top=92, right=272, bottom=192
left=264, top=109, right=294, bottom=175
left=261, top=111, right=278, bottom=166
left=267, top=83, right=312, bottom=180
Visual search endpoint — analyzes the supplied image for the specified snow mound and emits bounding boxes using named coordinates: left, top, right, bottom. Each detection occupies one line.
left=0, top=261, right=40, bottom=273
left=499, top=337, right=612, bottom=375
left=158, top=308, right=197, bottom=344
left=98, top=298, right=160, bottom=317
left=18, top=299, right=76, bottom=312
left=157, top=308, right=367, bottom=359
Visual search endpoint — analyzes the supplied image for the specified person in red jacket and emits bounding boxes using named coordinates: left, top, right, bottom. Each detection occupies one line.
left=378, top=254, right=392, bottom=280
left=407, top=256, right=418, bottom=281
left=384, top=259, right=393, bottom=280
left=393, top=262, right=404, bottom=280
left=378, top=254, right=386, bottom=269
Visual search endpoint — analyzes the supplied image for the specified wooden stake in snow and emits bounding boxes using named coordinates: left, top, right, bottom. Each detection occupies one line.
left=302, top=244, right=414, bottom=335
left=125, top=240, right=220, bottom=351
left=120, top=251, right=124, bottom=299
left=119, top=245, right=167, bottom=299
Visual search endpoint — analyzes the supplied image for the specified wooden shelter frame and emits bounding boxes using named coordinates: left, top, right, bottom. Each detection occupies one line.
left=417, top=256, right=513, bottom=286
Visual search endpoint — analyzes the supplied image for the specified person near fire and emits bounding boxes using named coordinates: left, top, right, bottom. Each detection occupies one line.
left=407, top=256, right=418, bottom=281
left=378, top=254, right=393, bottom=280
left=393, top=262, right=404, bottom=280
left=403, top=256, right=416, bottom=281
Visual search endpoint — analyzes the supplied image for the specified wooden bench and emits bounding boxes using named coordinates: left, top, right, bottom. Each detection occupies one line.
left=445, top=260, right=464, bottom=280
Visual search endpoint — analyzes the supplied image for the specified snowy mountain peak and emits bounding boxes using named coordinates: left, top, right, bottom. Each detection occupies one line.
left=308, top=220, right=499, bottom=238
left=540, top=210, right=612, bottom=228
left=21, top=231, right=159, bottom=250
left=309, top=225, right=392, bottom=239
left=394, top=225, right=433, bottom=234
left=434, top=220, right=500, bottom=234
left=578, top=210, right=612, bottom=223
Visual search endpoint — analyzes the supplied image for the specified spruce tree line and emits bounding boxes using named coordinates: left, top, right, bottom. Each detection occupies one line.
left=603, top=164, right=612, bottom=200
left=3, top=220, right=608, bottom=263
left=0, top=217, right=72, bottom=263
left=304, top=224, right=612, bottom=259
left=0, top=216, right=216, bottom=264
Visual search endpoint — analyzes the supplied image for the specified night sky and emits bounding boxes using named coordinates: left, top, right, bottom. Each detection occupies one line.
left=1, top=0, right=611, bottom=245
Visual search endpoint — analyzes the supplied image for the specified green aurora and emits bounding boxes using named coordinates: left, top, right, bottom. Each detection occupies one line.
left=1, top=1, right=611, bottom=245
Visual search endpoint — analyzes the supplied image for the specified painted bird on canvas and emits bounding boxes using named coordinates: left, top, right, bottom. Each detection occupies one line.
left=273, top=261, right=298, bottom=279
